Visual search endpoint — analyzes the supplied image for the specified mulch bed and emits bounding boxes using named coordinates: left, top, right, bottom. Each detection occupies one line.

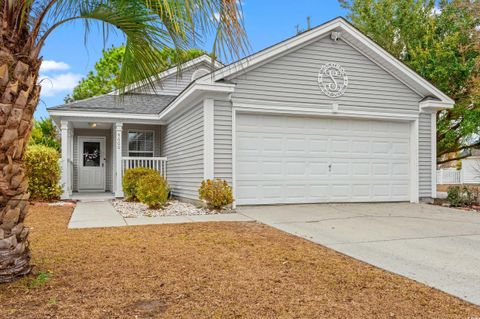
left=1, top=206, right=479, bottom=318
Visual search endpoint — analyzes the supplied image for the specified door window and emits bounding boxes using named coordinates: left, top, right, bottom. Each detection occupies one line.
left=83, top=142, right=101, bottom=167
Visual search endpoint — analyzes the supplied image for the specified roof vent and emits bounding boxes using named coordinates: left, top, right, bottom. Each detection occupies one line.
left=331, top=31, right=342, bottom=42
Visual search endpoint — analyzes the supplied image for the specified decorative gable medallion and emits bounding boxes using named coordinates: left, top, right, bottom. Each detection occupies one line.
left=318, top=63, right=348, bottom=98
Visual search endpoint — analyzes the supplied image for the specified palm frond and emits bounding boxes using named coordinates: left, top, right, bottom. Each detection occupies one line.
left=15, top=0, right=248, bottom=94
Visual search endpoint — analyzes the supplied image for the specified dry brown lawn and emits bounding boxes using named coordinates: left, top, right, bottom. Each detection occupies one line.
left=1, top=206, right=479, bottom=319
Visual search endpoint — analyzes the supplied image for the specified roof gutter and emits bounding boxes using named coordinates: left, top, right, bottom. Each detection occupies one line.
left=48, top=110, right=163, bottom=121
left=419, top=99, right=455, bottom=112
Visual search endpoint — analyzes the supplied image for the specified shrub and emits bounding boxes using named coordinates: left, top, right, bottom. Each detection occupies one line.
left=136, top=173, right=169, bottom=209
left=24, top=145, right=62, bottom=201
left=198, top=179, right=234, bottom=209
left=447, top=185, right=475, bottom=207
left=122, top=167, right=158, bottom=201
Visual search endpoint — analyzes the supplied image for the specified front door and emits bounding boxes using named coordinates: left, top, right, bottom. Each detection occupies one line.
left=78, top=136, right=106, bottom=191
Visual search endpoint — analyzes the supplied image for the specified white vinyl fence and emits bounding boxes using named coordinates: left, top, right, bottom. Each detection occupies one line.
left=437, top=169, right=463, bottom=184
left=437, top=158, right=480, bottom=185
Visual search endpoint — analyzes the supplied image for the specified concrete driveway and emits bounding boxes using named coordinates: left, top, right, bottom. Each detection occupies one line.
left=239, top=203, right=480, bottom=305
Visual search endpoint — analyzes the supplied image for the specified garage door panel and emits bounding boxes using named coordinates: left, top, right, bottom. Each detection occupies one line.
left=351, top=162, right=370, bottom=175
left=331, top=184, right=352, bottom=199
left=308, top=185, right=330, bottom=199
left=372, top=142, right=390, bottom=155
left=309, top=138, right=329, bottom=153
left=263, top=137, right=283, bottom=152
left=392, top=142, right=409, bottom=155
left=237, top=160, right=259, bottom=176
left=351, top=141, right=371, bottom=154
left=392, top=163, right=409, bottom=176
left=352, top=184, right=371, bottom=197
left=331, top=139, right=350, bottom=153
left=286, top=138, right=307, bottom=152
left=263, top=161, right=283, bottom=176
left=236, top=113, right=410, bottom=204
left=330, top=162, right=350, bottom=176
left=309, top=162, right=329, bottom=176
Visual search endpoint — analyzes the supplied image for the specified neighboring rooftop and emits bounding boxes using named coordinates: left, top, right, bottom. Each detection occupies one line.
left=48, top=94, right=176, bottom=114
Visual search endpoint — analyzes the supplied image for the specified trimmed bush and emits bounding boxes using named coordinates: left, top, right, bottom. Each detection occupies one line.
left=198, top=179, right=234, bottom=209
left=24, top=145, right=62, bottom=201
left=137, top=173, right=169, bottom=209
left=447, top=185, right=475, bottom=207
left=122, top=167, right=158, bottom=201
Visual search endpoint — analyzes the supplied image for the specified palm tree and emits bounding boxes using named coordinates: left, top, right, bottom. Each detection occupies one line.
left=0, top=0, right=248, bottom=283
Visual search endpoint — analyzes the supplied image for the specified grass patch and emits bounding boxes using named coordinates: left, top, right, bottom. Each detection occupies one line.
left=0, top=205, right=479, bottom=318
left=27, top=271, right=53, bottom=289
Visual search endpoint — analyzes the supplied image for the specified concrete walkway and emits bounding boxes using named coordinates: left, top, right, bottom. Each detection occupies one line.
left=69, top=201, right=127, bottom=229
left=68, top=200, right=253, bottom=229
left=239, top=203, right=480, bottom=306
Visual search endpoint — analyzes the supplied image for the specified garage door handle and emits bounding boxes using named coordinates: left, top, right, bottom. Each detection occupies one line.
left=328, top=164, right=332, bottom=172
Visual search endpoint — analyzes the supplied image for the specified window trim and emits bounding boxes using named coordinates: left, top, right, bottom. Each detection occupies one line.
left=127, top=129, right=155, bottom=157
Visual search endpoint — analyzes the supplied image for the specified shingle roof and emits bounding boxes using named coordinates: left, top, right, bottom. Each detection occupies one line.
left=47, top=94, right=176, bottom=114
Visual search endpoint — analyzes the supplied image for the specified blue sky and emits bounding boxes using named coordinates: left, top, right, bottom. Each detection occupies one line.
left=36, top=0, right=346, bottom=119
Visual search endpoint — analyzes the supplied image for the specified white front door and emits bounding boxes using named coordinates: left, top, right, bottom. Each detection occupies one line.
left=235, top=113, right=411, bottom=205
left=78, top=136, right=106, bottom=191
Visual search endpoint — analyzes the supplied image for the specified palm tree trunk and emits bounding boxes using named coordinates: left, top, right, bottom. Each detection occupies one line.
left=0, top=48, right=41, bottom=283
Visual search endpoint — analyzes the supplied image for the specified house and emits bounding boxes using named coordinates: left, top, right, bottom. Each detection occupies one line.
left=48, top=17, right=454, bottom=206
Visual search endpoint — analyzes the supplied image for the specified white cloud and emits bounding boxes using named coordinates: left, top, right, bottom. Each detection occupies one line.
left=213, top=12, right=220, bottom=21
left=39, top=72, right=83, bottom=97
left=40, top=60, right=70, bottom=72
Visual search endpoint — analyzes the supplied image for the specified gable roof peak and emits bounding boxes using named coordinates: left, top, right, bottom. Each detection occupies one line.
left=197, top=16, right=453, bottom=106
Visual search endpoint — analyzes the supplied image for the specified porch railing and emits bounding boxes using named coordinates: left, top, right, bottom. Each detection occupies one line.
left=122, top=157, right=167, bottom=178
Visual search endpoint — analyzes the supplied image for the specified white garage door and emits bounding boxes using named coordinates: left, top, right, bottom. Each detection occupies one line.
left=235, top=113, right=411, bottom=205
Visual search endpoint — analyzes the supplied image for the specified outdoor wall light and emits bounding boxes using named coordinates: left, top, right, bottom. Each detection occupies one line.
left=89, top=122, right=97, bottom=128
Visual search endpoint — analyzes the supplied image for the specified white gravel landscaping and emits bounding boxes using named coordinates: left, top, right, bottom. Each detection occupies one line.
left=111, top=199, right=233, bottom=218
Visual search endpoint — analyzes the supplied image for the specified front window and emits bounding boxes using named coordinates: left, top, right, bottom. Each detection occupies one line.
left=128, top=130, right=154, bottom=157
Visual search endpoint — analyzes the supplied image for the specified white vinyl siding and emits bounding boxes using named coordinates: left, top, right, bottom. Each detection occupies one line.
left=161, top=103, right=204, bottom=199
left=419, top=112, right=433, bottom=197
left=214, top=99, right=233, bottom=184
left=229, top=36, right=421, bottom=114
left=72, top=129, right=112, bottom=192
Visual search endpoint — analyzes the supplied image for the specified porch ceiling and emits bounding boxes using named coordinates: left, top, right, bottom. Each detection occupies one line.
left=72, top=122, right=113, bottom=129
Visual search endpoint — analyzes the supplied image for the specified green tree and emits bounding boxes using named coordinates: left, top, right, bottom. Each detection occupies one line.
left=340, top=0, right=480, bottom=164
left=29, top=118, right=60, bottom=151
left=0, top=0, right=248, bottom=283
left=65, top=46, right=206, bottom=102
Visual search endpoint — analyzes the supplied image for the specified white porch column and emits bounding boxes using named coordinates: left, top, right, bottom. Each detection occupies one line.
left=410, top=119, right=419, bottom=203
left=431, top=112, right=437, bottom=198
left=68, top=126, right=74, bottom=195
left=60, top=120, right=70, bottom=199
left=203, top=98, right=214, bottom=180
left=114, top=122, right=124, bottom=197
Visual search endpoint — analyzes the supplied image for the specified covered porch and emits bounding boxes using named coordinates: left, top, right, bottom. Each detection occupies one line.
left=58, top=119, right=167, bottom=199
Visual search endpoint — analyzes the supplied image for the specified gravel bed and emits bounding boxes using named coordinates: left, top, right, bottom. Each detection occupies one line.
left=111, top=199, right=232, bottom=218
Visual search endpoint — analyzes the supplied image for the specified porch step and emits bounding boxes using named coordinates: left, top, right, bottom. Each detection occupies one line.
left=71, top=193, right=115, bottom=202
